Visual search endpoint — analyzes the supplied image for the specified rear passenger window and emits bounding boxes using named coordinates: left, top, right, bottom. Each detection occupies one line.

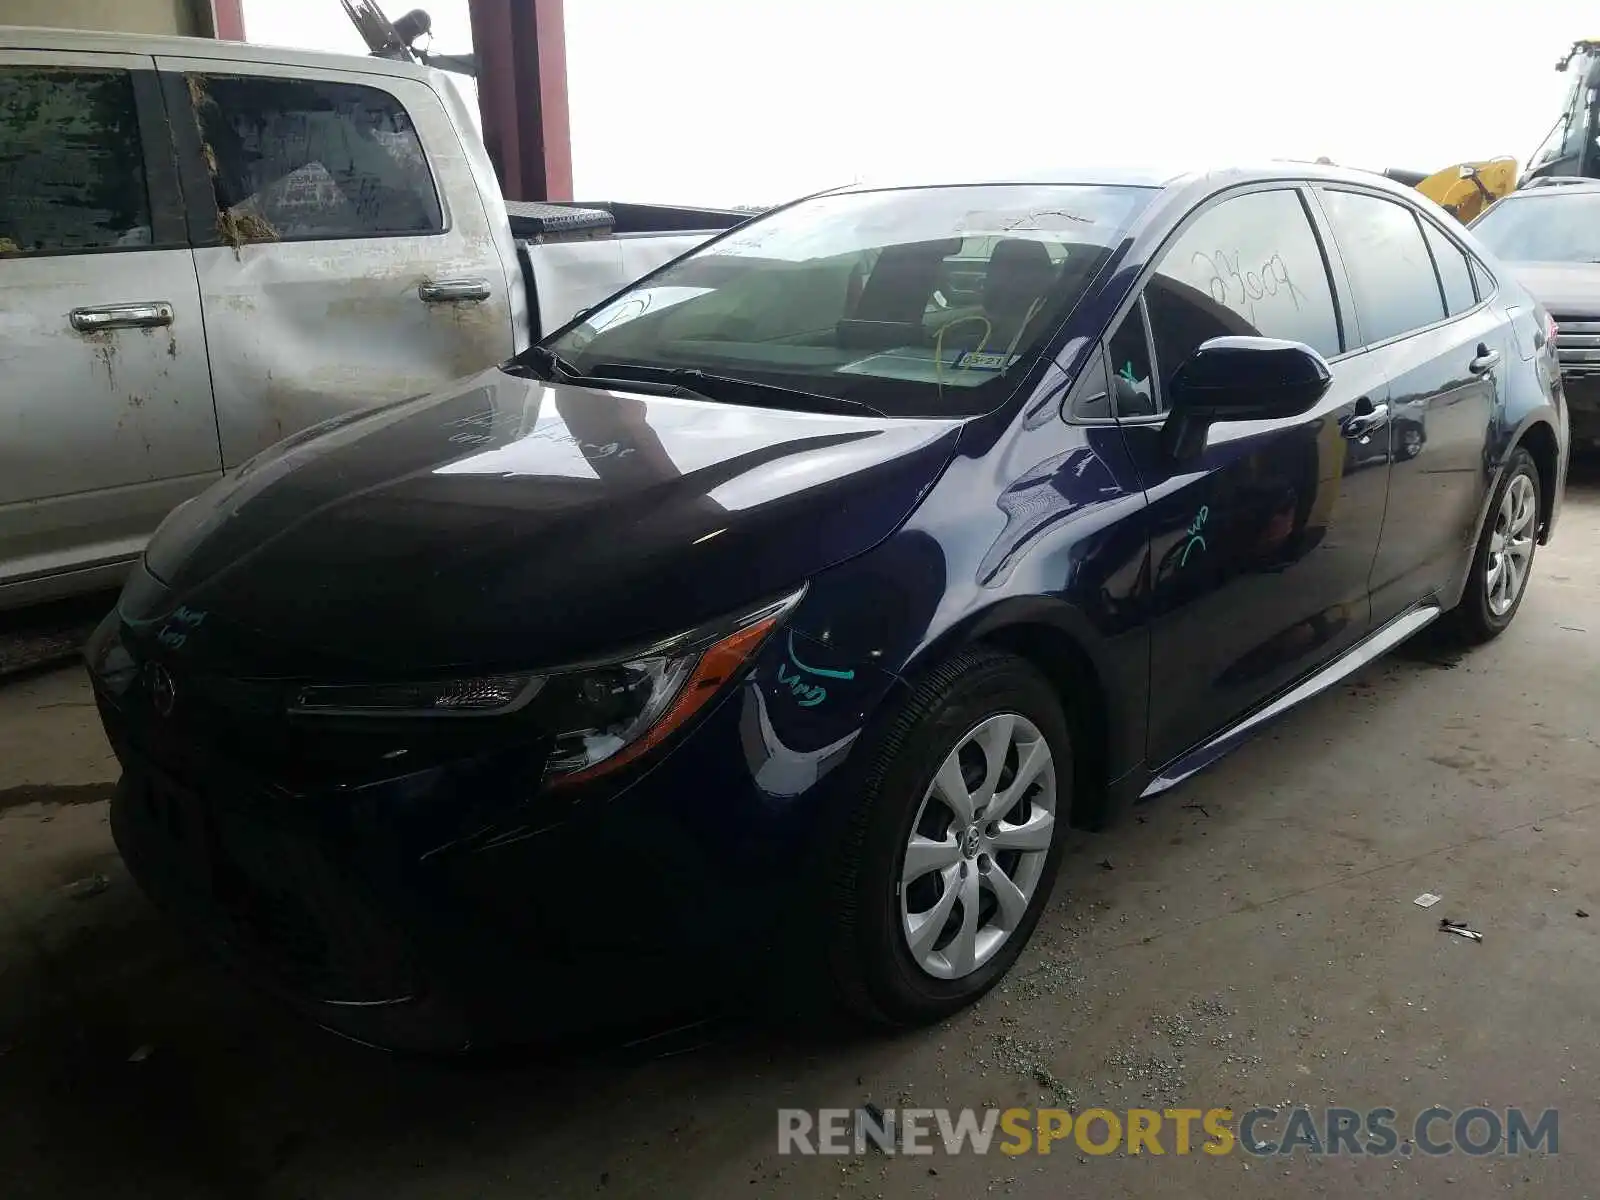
left=0, top=67, right=151, bottom=255
left=1143, top=189, right=1342, bottom=396
left=187, top=74, right=442, bottom=243
left=1421, top=220, right=1476, bottom=316
left=1320, top=190, right=1445, bottom=345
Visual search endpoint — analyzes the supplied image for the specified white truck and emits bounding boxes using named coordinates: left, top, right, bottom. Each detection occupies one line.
left=0, top=25, right=749, bottom=610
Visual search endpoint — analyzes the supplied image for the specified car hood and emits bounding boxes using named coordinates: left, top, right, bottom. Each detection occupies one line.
left=139, top=368, right=962, bottom=674
left=1500, top=261, right=1600, bottom=314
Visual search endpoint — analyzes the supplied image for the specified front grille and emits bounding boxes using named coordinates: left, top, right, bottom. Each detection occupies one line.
left=1552, top=316, right=1600, bottom=377
left=114, top=768, right=423, bottom=1007
left=210, top=803, right=423, bottom=1005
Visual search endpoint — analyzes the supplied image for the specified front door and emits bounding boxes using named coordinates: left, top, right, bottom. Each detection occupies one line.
left=154, top=56, right=517, bottom=469
left=1110, top=185, right=1394, bottom=769
left=0, top=51, right=221, bottom=601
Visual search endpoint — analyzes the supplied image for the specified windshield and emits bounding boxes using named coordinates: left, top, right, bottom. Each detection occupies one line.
left=1531, top=70, right=1588, bottom=169
left=1471, top=192, right=1600, bottom=262
left=542, top=183, right=1156, bottom=418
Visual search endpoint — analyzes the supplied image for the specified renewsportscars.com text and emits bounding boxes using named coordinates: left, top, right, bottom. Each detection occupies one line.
left=778, top=1105, right=1559, bottom=1158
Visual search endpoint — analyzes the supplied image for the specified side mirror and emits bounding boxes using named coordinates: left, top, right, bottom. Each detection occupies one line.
left=1163, top=336, right=1332, bottom=459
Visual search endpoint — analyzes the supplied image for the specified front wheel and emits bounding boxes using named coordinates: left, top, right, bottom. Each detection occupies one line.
left=1396, top=422, right=1424, bottom=461
left=821, top=648, right=1072, bottom=1027
left=1450, top=447, right=1541, bottom=644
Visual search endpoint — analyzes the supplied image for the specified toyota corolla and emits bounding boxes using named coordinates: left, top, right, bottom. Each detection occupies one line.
left=87, top=165, right=1567, bottom=1052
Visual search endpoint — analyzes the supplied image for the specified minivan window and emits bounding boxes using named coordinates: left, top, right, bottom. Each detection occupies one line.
left=1320, top=190, right=1445, bottom=346
left=1421, top=220, right=1476, bottom=316
left=1470, top=192, right=1600, bottom=263
left=1143, top=188, right=1342, bottom=394
left=188, top=74, right=442, bottom=243
left=543, top=183, right=1157, bottom=418
left=0, top=68, right=150, bottom=255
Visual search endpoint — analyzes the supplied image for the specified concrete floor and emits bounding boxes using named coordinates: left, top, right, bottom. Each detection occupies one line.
left=2, top=475, right=1598, bottom=1200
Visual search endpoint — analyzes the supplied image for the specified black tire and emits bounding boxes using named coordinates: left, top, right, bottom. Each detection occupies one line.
left=821, top=647, right=1072, bottom=1027
left=1450, top=446, right=1541, bottom=645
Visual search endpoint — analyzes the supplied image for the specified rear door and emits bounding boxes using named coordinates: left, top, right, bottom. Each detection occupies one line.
left=154, top=57, right=517, bottom=468
left=0, top=50, right=221, bottom=603
left=1110, top=185, right=1394, bottom=769
left=1312, top=187, right=1502, bottom=624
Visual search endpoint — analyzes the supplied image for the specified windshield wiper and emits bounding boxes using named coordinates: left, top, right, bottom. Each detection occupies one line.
left=586, top=362, right=886, bottom=418
left=516, top=344, right=582, bottom=383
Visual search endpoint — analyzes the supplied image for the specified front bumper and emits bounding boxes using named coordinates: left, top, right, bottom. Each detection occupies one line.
left=90, top=607, right=894, bottom=1052
left=1563, top=376, right=1600, bottom=446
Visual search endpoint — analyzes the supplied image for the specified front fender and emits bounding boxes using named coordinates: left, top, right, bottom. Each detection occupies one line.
left=902, top=594, right=1147, bottom=792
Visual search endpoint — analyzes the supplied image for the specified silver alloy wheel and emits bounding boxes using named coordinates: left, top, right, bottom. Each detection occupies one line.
left=1486, top=473, right=1537, bottom=617
left=898, top=712, right=1056, bottom=980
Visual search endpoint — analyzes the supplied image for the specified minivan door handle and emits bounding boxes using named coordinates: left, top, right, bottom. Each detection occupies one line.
left=1469, top=344, right=1501, bottom=374
left=1341, top=398, right=1390, bottom=440
left=69, top=302, right=175, bottom=333
left=419, top=278, right=492, bottom=304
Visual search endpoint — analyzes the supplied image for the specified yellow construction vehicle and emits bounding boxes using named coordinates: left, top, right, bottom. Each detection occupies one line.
left=1379, top=159, right=1519, bottom=223
left=1522, top=39, right=1600, bottom=185
left=1318, top=40, right=1600, bottom=221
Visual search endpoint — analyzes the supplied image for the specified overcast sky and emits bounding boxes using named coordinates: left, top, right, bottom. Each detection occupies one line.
left=244, top=0, right=1593, bottom=207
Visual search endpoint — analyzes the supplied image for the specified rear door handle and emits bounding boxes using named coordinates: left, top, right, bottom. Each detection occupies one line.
left=1469, top=346, right=1501, bottom=374
left=1341, top=401, right=1390, bottom=440
left=69, top=302, right=174, bottom=333
left=419, top=278, right=492, bottom=304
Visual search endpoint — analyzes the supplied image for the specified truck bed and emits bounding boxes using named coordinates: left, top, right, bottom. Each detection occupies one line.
left=511, top=200, right=760, bottom=338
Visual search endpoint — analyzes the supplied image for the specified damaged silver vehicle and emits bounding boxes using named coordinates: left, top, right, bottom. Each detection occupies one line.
left=0, top=23, right=747, bottom=610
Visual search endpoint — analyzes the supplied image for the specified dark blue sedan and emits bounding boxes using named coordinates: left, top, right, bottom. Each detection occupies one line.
left=87, top=164, right=1569, bottom=1051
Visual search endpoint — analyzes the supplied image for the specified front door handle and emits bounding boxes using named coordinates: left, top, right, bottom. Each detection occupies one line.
left=1469, top=345, right=1501, bottom=374
left=1342, top=401, right=1390, bottom=440
left=419, top=277, right=492, bottom=304
left=69, top=302, right=174, bottom=333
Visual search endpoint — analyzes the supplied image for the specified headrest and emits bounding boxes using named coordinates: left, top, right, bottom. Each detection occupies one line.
left=984, top=238, right=1057, bottom=316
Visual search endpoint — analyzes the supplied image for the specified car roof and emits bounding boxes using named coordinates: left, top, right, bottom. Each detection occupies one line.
left=0, top=24, right=435, bottom=82
left=836, top=161, right=1427, bottom=200
left=1505, top=178, right=1600, bottom=195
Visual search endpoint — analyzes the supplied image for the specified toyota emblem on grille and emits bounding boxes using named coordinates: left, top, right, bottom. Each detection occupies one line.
left=149, top=664, right=176, bottom=717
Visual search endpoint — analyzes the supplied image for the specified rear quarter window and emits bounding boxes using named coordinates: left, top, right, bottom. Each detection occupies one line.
left=1421, top=220, right=1477, bottom=316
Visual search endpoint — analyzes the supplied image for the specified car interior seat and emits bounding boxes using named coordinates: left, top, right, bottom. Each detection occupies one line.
left=980, top=238, right=1059, bottom=351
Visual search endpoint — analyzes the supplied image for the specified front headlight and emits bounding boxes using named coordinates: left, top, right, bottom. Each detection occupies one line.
left=289, top=587, right=805, bottom=784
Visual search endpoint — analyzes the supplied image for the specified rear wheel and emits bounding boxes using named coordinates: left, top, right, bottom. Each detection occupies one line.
left=821, top=648, right=1072, bottom=1027
left=1450, top=447, right=1541, bottom=644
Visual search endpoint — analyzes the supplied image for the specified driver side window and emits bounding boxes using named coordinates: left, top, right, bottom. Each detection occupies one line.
left=1143, top=188, right=1343, bottom=398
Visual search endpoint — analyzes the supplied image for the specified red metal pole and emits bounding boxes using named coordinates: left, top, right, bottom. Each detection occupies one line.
left=467, top=0, right=572, bottom=201
left=210, top=0, right=246, bottom=40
